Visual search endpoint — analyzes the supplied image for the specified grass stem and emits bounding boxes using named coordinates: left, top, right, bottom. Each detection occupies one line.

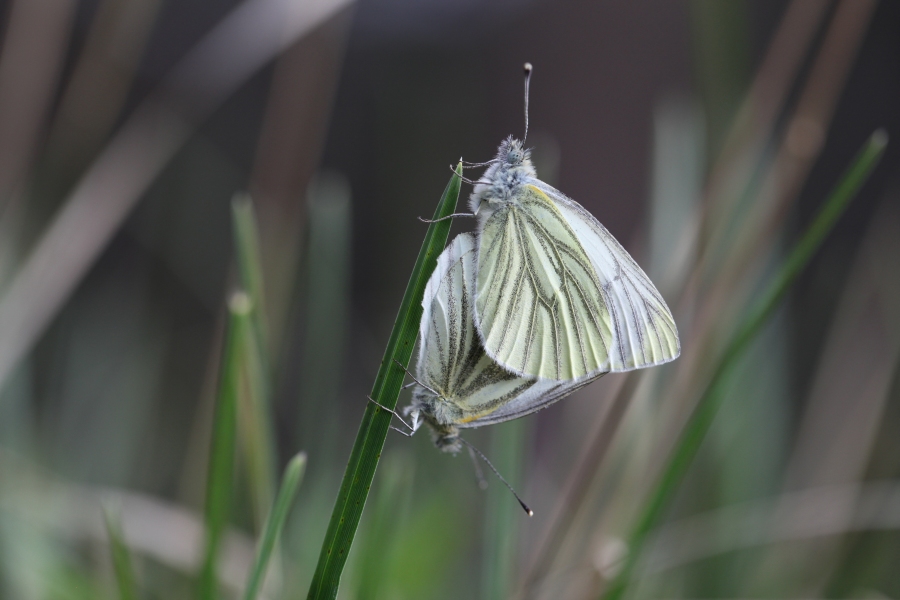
left=242, top=452, right=308, bottom=600
left=305, top=164, right=462, bottom=600
left=103, top=508, right=140, bottom=600
left=602, top=130, right=887, bottom=600
left=198, top=291, right=250, bottom=600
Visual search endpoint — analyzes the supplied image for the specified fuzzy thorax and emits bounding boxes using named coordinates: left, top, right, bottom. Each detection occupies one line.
left=405, top=387, right=463, bottom=454
left=469, top=137, right=537, bottom=220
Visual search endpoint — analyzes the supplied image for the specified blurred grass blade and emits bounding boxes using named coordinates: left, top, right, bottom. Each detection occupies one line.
left=231, top=194, right=277, bottom=528
left=354, top=452, right=415, bottom=599
left=305, top=164, right=462, bottom=600
left=602, top=130, right=887, bottom=600
left=482, top=420, right=528, bottom=600
left=232, top=193, right=270, bottom=361
left=243, top=452, right=307, bottom=600
left=238, top=325, right=278, bottom=529
left=198, top=292, right=250, bottom=600
left=0, top=0, right=354, bottom=393
left=298, top=173, right=352, bottom=447
left=103, top=509, right=139, bottom=600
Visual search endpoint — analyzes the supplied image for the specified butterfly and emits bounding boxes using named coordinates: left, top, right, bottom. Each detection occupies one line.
left=465, top=66, right=680, bottom=381
left=399, top=232, right=599, bottom=454
left=377, top=67, right=680, bottom=514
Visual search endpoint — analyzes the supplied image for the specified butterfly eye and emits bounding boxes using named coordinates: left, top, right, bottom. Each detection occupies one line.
left=507, top=150, right=524, bottom=164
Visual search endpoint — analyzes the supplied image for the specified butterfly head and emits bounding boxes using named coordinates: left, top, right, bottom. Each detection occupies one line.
left=506, top=144, right=525, bottom=165
left=469, top=137, right=536, bottom=212
left=498, top=136, right=532, bottom=169
left=488, top=136, right=536, bottom=183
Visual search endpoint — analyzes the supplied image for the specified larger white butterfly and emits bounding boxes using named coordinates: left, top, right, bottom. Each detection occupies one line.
left=402, top=232, right=598, bottom=453
left=465, top=65, right=679, bottom=381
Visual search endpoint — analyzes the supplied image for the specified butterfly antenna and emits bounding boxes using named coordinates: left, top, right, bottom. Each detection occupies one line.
left=466, top=445, right=489, bottom=490
left=458, top=436, right=533, bottom=517
left=523, top=62, right=533, bottom=143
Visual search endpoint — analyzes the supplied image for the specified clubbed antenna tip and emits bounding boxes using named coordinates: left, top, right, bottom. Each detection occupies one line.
left=522, top=63, right=533, bottom=142
left=460, top=436, right=534, bottom=517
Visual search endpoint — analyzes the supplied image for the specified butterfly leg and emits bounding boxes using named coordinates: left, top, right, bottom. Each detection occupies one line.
left=451, top=166, right=484, bottom=185
left=417, top=187, right=485, bottom=223
left=460, top=158, right=499, bottom=168
left=391, top=358, right=443, bottom=399
left=389, top=425, right=413, bottom=437
left=418, top=212, right=476, bottom=223
left=367, top=395, right=415, bottom=433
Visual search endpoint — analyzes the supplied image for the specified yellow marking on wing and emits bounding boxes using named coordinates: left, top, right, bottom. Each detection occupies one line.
left=457, top=407, right=499, bottom=424
left=527, top=184, right=557, bottom=207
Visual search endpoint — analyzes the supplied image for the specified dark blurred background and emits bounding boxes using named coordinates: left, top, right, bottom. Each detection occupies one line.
left=0, top=0, right=898, bottom=598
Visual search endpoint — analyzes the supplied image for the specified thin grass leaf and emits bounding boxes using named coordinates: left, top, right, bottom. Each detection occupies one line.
left=242, top=452, right=307, bottom=600
left=238, top=325, right=278, bottom=529
left=602, top=130, right=887, bottom=600
left=198, top=292, right=250, bottom=600
left=298, top=174, right=352, bottom=447
left=103, top=509, right=139, bottom=600
left=305, top=164, right=462, bottom=600
left=482, top=420, right=528, bottom=600
left=354, top=452, right=415, bottom=599
left=0, top=0, right=354, bottom=392
left=232, top=194, right=270, bottom=361
left=231, top=195, right=278, bottom=527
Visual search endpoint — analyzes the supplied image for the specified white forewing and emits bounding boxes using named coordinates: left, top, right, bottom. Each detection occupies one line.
left=533, top=181, right=681, bottom=371
left=475, top=185, right=614, bottom=380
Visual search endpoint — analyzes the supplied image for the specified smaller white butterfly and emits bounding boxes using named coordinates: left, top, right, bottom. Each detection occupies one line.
left=396, top=232, right=599, bottom=454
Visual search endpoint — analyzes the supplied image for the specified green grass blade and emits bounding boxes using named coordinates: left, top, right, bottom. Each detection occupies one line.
left=198, top=292, right=250, bottom=600
left=232, top=194, right=269, bottom=358
left=103, top=509, right=139, bottom=600
left=354, top=452, right=415, bottom=599
left=231, top=195, right=278, bottom=528
left=242, top=452, right=308, bottom=600
left=482, top=420, right=528, bottom=600
left=298, top=174, right=352, bottom=447
left=305, top=164, right=463, bottom=600
left=602, top=130, right=887, bottom=600
left=239, top=324, right=278, bottom=528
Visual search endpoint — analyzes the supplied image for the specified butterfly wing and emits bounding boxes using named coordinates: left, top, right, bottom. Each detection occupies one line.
left=533, top=181, right=680, bottom=371
left=475, top=185, right=615, bottom=380
left=458, top=374, right=600, bottom=428
left=417, top=233, right=540, bottom=425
